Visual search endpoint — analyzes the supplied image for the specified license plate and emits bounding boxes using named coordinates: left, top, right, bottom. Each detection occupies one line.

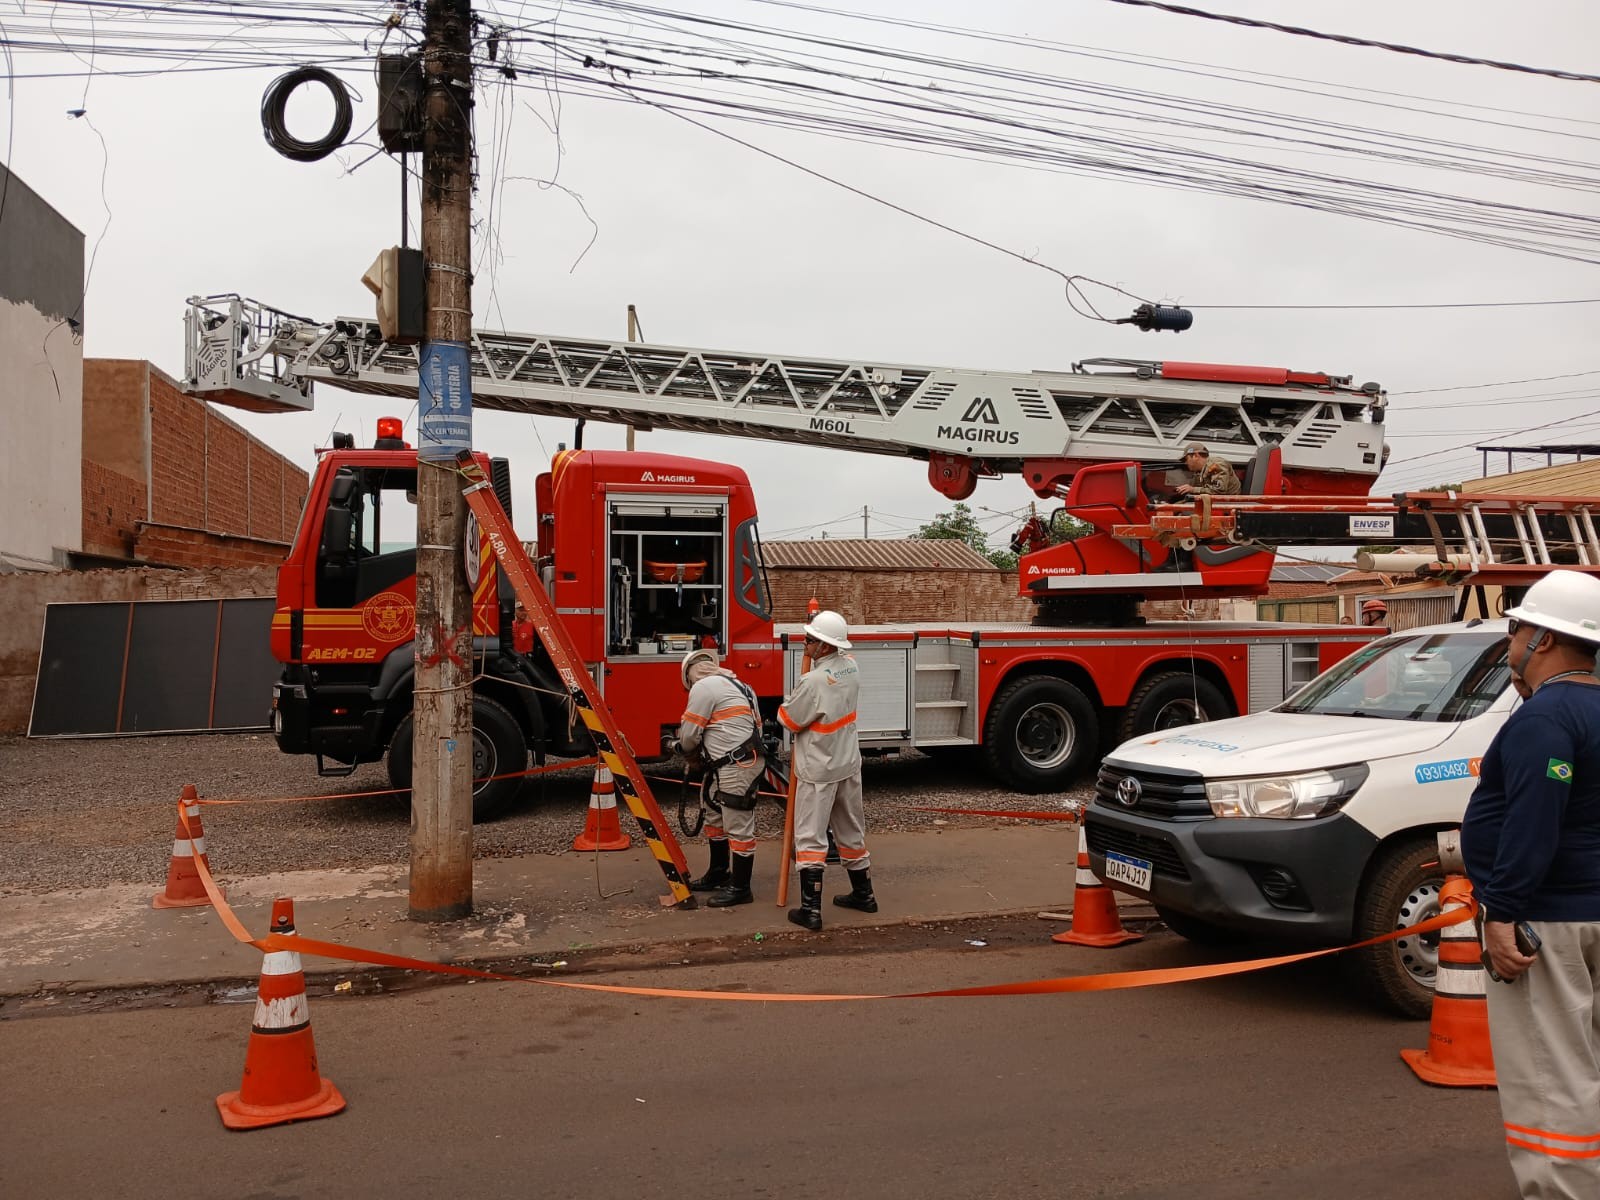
left=1103, top=851, right=1153, bottom=893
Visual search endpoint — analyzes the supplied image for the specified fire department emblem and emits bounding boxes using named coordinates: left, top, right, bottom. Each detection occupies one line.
left=362, top=591, right=415, bottom=643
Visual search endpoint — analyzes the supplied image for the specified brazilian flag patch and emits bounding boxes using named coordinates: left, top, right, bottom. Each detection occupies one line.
left=1547, top=758, right=1575, bottom=783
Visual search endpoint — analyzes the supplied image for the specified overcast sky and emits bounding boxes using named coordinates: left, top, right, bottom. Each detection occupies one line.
left=4, top=0, right=1597, bottom=547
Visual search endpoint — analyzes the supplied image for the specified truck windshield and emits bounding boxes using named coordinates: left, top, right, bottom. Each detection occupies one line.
left=1277, top=629, right=1511, bottom=723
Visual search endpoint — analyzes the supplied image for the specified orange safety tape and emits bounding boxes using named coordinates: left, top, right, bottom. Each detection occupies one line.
left=178, top=799, right=1476, bottom=1003
left=194, top=757, right=601, bottom=807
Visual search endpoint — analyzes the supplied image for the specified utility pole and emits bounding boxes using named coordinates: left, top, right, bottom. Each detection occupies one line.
left=862, top=505, right=869, bottom=538
left=411, top=0, right=475, bottom=921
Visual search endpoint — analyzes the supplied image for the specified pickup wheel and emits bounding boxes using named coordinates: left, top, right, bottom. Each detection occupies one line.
left=386, top=695, right=529, bottom=822
left=1349, top=837, right=1443, bottom=1020
left=983, top=675, right=1098, bottom=793
left=1119, top=672, right=1231, bottom=742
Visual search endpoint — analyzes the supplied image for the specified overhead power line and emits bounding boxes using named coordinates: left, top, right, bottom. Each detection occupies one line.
left=1193, top=297, right=1600, bottom=312
left=1096, top=0, right=1600, bottom=84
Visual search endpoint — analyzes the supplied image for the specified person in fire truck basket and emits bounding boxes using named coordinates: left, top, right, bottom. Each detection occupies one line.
left=779, top=610, right=877, bottom=931
left=1360, top=598, right=1389, bottom=627
left=671, top=648, right=766, bottom=907
left=1174, top=443, right=1241, bottom=497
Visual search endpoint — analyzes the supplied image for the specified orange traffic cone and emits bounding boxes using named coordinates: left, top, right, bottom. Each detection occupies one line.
left=1051, top=822, right=1143, bottom=948
left=572, top=766, right=631, bottom=852
left=152, top=784, right=222, bottom=909
left=1402, top=876, right=1496, bottom=1088
left=217, top=898, right=347, bottom=1130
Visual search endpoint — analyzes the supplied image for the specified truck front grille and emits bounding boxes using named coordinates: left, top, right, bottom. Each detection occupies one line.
left=1095, top=762, right=1211, bottom=819
left=1085, top=821, right=1190, bottom=881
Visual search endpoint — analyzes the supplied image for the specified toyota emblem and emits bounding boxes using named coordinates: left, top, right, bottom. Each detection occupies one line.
left=1115, top=775, right=1142, bottom=808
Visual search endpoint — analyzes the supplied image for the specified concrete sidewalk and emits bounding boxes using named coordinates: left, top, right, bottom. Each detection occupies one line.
left=0, top=824, right=1151, bottom=999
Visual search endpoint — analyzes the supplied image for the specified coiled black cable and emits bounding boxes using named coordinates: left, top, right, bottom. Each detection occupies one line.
left=261, top=66, right=354, bottom=162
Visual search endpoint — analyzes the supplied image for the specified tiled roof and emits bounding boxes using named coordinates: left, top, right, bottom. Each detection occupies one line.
left=1461, top=459, right=1600, bottom=497
left=762, top=538, right=999, bottom=571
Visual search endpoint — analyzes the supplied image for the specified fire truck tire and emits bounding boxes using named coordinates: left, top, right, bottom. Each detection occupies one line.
left=1118, top=673, right=1231, bottom=742
left=1348, top=836, right=1442, bottom=1020
left=385, top=696, right=528, bottom=822
left=983, top=675, right=1098, bottom=793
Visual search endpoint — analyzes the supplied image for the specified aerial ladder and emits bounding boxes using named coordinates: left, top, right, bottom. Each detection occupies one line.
left=184, top=294, right=1389, bottom=612
left=1115, top=490, right=1600, bottom=616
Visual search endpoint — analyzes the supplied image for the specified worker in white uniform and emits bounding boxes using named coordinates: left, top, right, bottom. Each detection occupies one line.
left=778, top=610, right=877, bottom=930
left=673, top=647, right=765, bottom=907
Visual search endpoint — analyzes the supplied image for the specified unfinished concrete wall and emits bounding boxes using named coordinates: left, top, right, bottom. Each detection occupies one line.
left=0, top=165, right=84, bottom=572
left=0, top=566, right=278, bottom=733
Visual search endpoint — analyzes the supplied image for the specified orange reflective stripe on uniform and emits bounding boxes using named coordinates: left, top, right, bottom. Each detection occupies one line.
left=795, top=850, right=828, bottom=864
left=728, top=838, right=757, bottom=854
left=836, top=845, right=867, bottom=861
left=707, top=704, right=753, bottom=723
left=1505, top=1124, right=1600, bottom=1159
left=777, top=705, right=803, bottom=732
left=808, top=710, right=856, bottom=734
left=680, top=711, right=709, bottom=727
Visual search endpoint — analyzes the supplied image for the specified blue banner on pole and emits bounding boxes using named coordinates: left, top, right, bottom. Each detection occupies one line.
left=418, top=340, right=473, bottom=460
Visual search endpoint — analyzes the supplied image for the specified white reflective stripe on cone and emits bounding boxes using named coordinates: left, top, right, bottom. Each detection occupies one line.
left=1436, top=964, right=1487, bottom=999
left=170, top=837, right=207, bottom=858
left=595, top=794, right=618, bottom=811
left=261, top=950, right=304, bottom=976
left=183, top=803, right=202, bottom=818
left=596, top=766, right=613, bottom=785
left=1076, top=864, right=1100, bottom=887
left=253, top=993, right=311, bottom=1030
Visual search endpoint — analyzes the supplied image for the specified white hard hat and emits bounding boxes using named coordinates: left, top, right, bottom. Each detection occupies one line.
left=680, top=647, right=719, bottom=689
left=1505, top=570, right=1600, bottom=646
left=803, top=609, right=852, bottom=649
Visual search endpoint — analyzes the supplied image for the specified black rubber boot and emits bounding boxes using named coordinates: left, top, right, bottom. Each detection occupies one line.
left=689, top=839, right=731, bottom=892
left=787, top=867, right=824, bottom=931
left=706, top=852, right=755, bottom=907
left=833, top=867, right=878, bottom=913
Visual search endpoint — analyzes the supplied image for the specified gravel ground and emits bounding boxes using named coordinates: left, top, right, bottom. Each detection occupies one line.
left=0, top=735, right=1093, bottom=894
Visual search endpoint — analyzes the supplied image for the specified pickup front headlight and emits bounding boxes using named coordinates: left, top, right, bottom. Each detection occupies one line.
left=1205, top=763, right=1369, bottom=820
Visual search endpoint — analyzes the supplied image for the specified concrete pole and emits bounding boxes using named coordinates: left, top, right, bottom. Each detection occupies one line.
left=411, top=0, right=475, bottom=921
left=625, top=304, right=639, bottom=452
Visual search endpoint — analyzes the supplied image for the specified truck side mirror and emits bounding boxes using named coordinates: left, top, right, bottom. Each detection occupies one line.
left=321, top=468, right=357, bottom=558
left=321, top=509, right=352, bottom=558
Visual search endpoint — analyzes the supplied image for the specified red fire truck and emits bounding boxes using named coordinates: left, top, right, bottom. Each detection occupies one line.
left=188, top=298, right=1388, bottom=817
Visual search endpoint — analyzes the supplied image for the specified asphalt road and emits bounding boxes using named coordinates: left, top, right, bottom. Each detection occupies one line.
left=2, top=931, right=1512, bottom=1199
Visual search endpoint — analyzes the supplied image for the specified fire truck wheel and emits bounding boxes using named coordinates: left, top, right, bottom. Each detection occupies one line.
left=983, top=675, right=1098, bottom=793
left=1348, top=836, right=1441, bottom=1020
left=385, top=696, right=529, bottom=822
left=1118, top=672, right=1231, bottom=742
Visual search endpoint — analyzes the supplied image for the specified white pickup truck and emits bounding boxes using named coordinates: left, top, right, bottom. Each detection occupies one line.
left=1084, top=617, right=1521, bottom=1018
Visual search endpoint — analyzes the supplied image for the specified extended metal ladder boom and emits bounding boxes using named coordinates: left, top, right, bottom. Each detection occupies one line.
left=185, top=295, right=1388, bottom=497
left=1125, top=491, right=1600, bottom=588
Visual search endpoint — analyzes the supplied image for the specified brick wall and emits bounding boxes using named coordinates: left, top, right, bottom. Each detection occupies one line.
left=771, top=567, right=1034, bottom=625
left=81, top=361, right=309, bottom=568
left=80, top=459, right=145, bottom=559
left=134, top=523, right=292, bottom=569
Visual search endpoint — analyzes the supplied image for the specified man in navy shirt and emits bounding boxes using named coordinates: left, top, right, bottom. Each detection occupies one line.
left=1462, top=570, right=1600, bottom=1200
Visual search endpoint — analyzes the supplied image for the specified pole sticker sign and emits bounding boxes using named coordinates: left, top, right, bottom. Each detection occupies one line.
left=419, top=340, right=473, bottom=459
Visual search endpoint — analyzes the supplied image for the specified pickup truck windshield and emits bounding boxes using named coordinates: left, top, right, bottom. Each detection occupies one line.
left=1277, top=629, right=1511, bottom=723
